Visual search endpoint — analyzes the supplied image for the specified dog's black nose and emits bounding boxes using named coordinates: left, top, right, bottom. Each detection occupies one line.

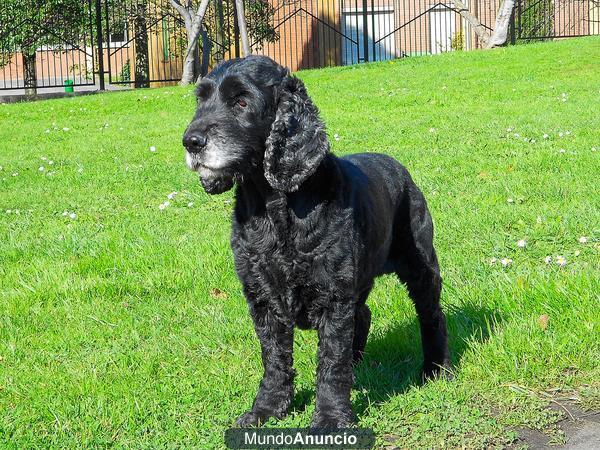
left=183, top=133, right=207, bottom=153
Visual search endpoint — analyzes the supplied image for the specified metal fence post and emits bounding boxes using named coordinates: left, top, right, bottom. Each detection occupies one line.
left=516, top=0, right=522, bottom=40
left=510, top=5, right=516, bottom=45
left=233, top=0, right=241, bottom=59
left=362, top=0, right=369, bottom=62
left=95, top=0, right=105, bottom=90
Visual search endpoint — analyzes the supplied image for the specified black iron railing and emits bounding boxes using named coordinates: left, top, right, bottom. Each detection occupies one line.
left=0, top=0, right=597, bottom=93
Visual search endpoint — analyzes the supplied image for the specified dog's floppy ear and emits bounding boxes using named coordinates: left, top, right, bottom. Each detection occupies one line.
left=264, top=75, right=329, bottom=192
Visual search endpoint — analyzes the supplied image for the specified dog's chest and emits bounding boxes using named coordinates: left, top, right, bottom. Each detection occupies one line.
left=232, top=201, right=355, bottom=326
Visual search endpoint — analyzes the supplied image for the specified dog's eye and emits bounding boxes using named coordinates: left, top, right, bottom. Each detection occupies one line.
left=236, top=98, right=247, bottom=108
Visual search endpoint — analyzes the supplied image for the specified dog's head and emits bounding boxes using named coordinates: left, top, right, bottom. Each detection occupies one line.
left=183, top=56, right=329, bottom=194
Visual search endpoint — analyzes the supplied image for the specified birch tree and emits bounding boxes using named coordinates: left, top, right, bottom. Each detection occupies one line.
left=454, top=0, right=516, bottom=48
left=170, top=0, right=211, bottom=85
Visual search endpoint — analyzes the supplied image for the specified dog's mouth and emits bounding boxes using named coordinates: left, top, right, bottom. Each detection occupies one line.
left=185, top=151, right=235, bottom=195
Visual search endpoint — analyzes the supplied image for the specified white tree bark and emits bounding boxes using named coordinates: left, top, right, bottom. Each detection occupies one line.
left=453, top=0, right=492, bottom=47
left=454, top=0, right=515, bottom=48
left=487, top=0, right=515, bottom=47
left=171, top=0, right=211, bottom=85
left=235, top=0, right=251, bottom=56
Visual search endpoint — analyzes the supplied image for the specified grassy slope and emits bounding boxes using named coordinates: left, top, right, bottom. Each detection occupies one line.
left=1, top=37, right=599, bottom=448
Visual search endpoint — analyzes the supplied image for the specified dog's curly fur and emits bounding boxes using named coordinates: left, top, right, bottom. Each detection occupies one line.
left=183, top=55, right=451, bottom=428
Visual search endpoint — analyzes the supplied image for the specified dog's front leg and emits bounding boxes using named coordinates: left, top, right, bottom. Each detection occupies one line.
left=311, top=300, right=356, bottom=428
left=236, top=303, right=295, bottom=427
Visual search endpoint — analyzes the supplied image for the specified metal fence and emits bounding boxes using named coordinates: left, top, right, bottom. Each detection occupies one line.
left=516, top=0, right=599, bottom=40
left=0, top=1, right=97, bottom=91
left=1, top=0, right=598, bottom=93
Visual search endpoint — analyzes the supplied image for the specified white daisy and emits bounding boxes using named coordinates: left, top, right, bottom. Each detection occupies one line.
left=69, top=213, right=77, bottom=220
left=187, top=202, right=194, bottom=208
left=501, top=258, right=513, bottom=267
left=556, top=256, right=567, bottom=266
left=150, top=146, right=156, bottom=152
left=578, top=236, right=587, bottom=244
left=39, top=166, right=45, bottom=171
left=517, top=239, right=527, bottom=248
left=543, top=134, right=549, bottom=139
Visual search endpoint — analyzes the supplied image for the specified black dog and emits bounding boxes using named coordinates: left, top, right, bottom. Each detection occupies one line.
left=183, top=56, right=450, bottom=428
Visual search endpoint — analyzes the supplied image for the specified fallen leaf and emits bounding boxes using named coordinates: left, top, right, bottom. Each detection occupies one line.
left=210, top=288, right=228, bottom=300
left=538, top=314, right=549, bottom=330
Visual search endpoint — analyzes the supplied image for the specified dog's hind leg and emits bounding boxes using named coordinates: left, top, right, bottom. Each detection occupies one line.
left=392, top=186, right=451, bottom=380
left=400, top=256, right=451, bottom=380
left=352, top=287, right=372, bottom=364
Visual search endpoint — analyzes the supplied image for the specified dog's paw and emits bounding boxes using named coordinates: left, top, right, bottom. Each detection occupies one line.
left=236, top=410, right=269, bottom=427
left=421, top=361, right=453, bottom=382
left=236, top=406, right=289, bottom=427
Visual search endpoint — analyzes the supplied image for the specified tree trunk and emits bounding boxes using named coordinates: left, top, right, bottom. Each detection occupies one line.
left=487, top=0, right=516, bottom=48
left=235, top=0, right=251, bottom=56
left=134, top=0, right=150, bottom=88
left=180, top=0, right=211, bottom=85
left=200, top=27, right=212, bottom=77
left=454, top=0, right=515, bottom=48
left=23, top=50, right=37, bottom=96
left=453, top=0, right=491, bottom=47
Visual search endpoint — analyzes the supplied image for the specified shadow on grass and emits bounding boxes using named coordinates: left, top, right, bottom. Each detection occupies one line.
left=284, top=299, right=502, bottom=418
left=351, top=301, right=503, bottom=416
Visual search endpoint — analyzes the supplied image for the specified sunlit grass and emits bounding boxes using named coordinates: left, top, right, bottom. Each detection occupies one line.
left=1, top=37, right=599, bottom=448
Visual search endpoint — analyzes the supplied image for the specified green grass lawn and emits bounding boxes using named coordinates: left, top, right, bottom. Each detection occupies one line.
left=1, top=37, right=599, bottom=448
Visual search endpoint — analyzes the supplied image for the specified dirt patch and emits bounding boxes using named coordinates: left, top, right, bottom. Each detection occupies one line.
left=512, top=404, right=600, bottom=449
